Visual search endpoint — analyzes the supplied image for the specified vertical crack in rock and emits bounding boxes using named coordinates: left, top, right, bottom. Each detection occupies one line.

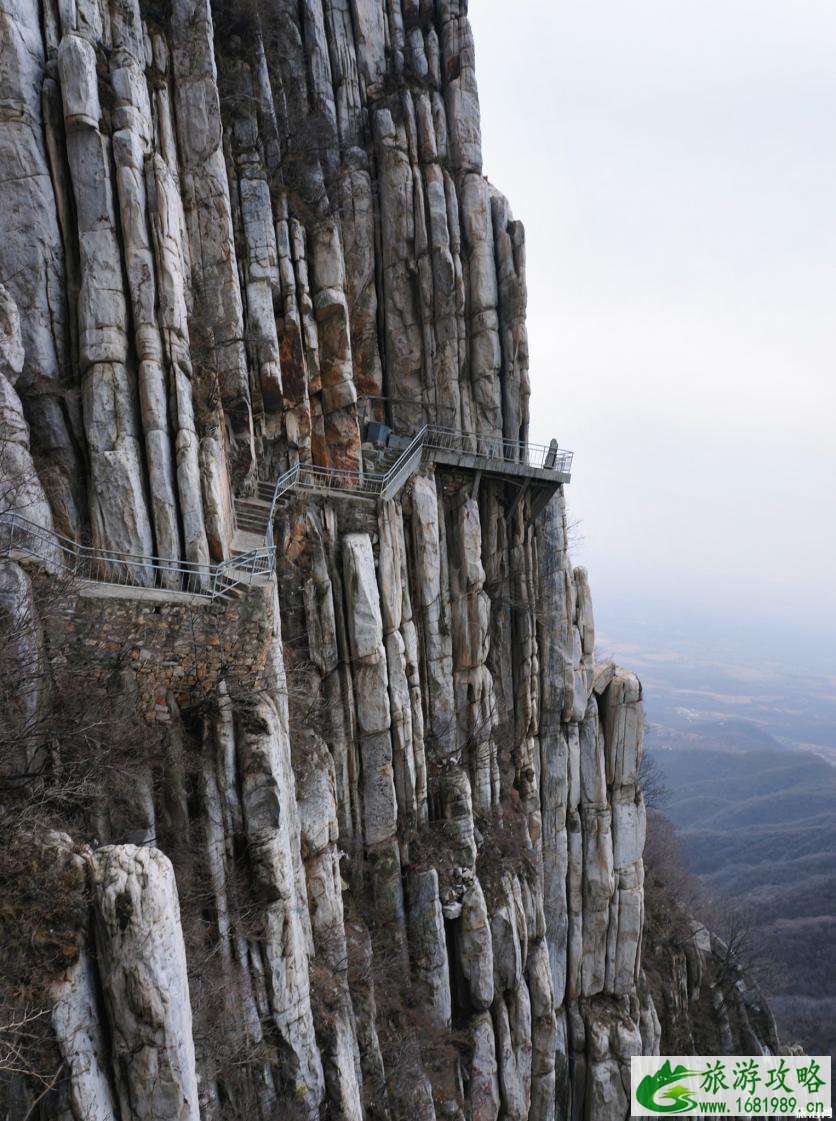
left=0, top=3, right=781, bottom=1119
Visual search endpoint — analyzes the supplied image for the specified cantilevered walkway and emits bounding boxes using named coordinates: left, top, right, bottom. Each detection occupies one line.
left=237, top=425, right=573, bottom=537
left=0, top=426, right=573, bottom=601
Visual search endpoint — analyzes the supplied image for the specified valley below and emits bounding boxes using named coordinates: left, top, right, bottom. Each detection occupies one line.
left=600, top=619, right=836, bottom=1056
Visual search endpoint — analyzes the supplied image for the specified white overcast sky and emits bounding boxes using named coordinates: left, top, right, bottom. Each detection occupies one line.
left=469, top=1, right=836, bottom=663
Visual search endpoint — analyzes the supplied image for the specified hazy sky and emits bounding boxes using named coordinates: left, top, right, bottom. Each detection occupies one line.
left=469, top=1, right=836, bottom=663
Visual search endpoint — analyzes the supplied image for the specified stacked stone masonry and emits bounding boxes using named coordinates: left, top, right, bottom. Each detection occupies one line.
left=0, top=1, right=680, bottom=1119
left=37, top=577, right=276, bottom=721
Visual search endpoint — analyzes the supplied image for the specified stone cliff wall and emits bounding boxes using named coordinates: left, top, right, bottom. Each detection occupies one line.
left=1, top=2, right=668, bottom=1119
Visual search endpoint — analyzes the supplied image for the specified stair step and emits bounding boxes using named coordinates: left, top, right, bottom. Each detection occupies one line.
left=235, top=494, right=272, bottom=506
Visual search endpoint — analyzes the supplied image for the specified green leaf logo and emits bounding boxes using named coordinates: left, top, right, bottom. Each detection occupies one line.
left=636, top=1061, right=701, bottom=1113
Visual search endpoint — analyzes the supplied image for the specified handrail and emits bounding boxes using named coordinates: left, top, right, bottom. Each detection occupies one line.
left=260, top=423, right=572, bottom=515
left=0, top=512, right=274, bottom=601
left=423, top=425, right=573, bottom=474
left=381, top=425, right=428, bottom=500
left=1, top=427, right=572, bottom=601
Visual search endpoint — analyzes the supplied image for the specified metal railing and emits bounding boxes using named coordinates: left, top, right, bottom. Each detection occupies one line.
left=381, top=425, right=428, bottom=499
left=259, top=423, right=572, bottom=517
left=423, top=426, right=574, bottom=476
left=0, top=427, right=571, bottom=601
left=0, top=512, right=274, bottom=601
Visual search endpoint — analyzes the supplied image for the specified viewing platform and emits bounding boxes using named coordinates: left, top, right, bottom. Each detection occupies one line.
left=0, top=426, right=572, bottom=602
left=254, top=424, right=573, bottom=514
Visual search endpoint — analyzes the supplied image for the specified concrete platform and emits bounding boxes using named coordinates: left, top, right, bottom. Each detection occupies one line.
left=76, top=580, right=213, bottom=605
left=427, top=446, right=571, bottom=485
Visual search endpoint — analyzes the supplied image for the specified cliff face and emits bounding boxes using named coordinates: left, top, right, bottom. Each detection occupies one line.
left=0, top=2, right=746, bottom=1119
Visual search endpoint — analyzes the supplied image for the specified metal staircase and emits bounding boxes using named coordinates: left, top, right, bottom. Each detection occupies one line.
left=1, top=426, right=572, bottom=603
left=250, top=424, right=572, bottom=527
left=0, top=512, right=274, bottom=603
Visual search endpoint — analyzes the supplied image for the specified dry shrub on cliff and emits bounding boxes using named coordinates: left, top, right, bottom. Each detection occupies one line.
left=283, top=649, right=330, bottom=741
left=475, top=795, right=538, bottom=904
left=346, top=912, right=468, bottom=1116
left=0, top=836, right=87, bottom=1108
left=0, top=569, right=167, bottom=821
left=643, top=806, right=776, bottom=1054
left=0, top=573, right=166, bottom=1105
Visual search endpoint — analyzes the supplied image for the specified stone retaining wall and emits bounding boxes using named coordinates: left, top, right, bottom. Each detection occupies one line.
left=38, top=578, right=276, bottom=724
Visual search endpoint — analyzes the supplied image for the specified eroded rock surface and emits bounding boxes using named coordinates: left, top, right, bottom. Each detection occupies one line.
left=0, top=2, right=753, bottom=1120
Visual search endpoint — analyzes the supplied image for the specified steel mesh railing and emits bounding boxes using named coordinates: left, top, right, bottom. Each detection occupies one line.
left=1, top=427, right=571, bottom=601
left=261, top=424, right=571, bottom=517
left=423, top=426, right=574, bottom=475
left=0, top=512, right=275, bottom=600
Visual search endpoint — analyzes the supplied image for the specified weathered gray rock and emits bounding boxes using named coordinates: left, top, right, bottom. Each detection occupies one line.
left=170, top=0, right=253, bottom=492
left=411, top=474, right=456, bottom=756
left=458, top=875, right=494, bottom=1009
left=600, top=669, right=644, bottom=788
left=0, top=0, right=83, bottom=534
left=297, top=732, right=364, bottom=1121
left=0, top=5, right=677, bottom=1119
left=449, top=495, right=497, bottom=810
left=0, top=287, right=57, bottom=561
left=407, top=868, right=452, bottom=1028
left=52, top=944, right=119, bottom=1121
left=470, top=1010, right=501, bottom=1121
left=88, top=845, right=200, bottom=1121
left=343, top=532, right=399, bottom=847
left=236, top=695, right=325, bottom=1116
left=57, top=32, right=149, bottom=564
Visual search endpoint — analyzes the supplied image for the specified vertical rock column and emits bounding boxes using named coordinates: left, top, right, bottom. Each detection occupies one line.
left=410, top=474, right=455, bottom=758
left=535, top=494, right=583, bottom=1113
left=57, top=30, right=154, bottom=565
left=311, top=222, right=363, bottom=472
left=439, top=0, right=483, bottom=174
left=170, top=0, right=254, bottom=511
left=303, top=516, right=357, bottom=836
left=377, top=499, right=425, bottom=835
left=297, top=732, right=364, bottom=1121
left=491, top=192, right=530, bottom=449
left=226, top=53, right=283, bottom=414
left=342, top=532, right=406, bottom=942
left=275, top=205, right=314, bottom=466
left=0, top=0, right=82, bottom=535
left=599, top=668, right=645, bottom=998
left=88, top=845, right=200, bottom=1121
left=536, top=497, right=572, bottom=1003
left=237, top=694, right=325, bottom=1118
left=461, top=175, right=503, bottom=439
left=409, top=474, right=479, bottom=866
left=196, top=685, right=280, bottom=1115
left=510, top=511, right=543, bottom=845
left=448, top=494, right=498, bottom=811
left=0, top=286, right=56, bottom=547
left=52, top=945, right=118, bottom=1121
left=339, top=153, right=384, bottom=422
left=109, top=0, right=181, bottom=570
left=374, top=107, right=425, bottom=431
left=49, top=840, right=117, bottom=1121
left=145, top=29, right=211, bottom=569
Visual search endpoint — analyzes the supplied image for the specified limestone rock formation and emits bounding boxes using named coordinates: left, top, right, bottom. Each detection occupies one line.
left=0, top=3, right=785, bottom=1121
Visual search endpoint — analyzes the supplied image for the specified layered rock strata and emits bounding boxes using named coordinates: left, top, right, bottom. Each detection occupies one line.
left=0, top=2, right=672, bottom=1120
